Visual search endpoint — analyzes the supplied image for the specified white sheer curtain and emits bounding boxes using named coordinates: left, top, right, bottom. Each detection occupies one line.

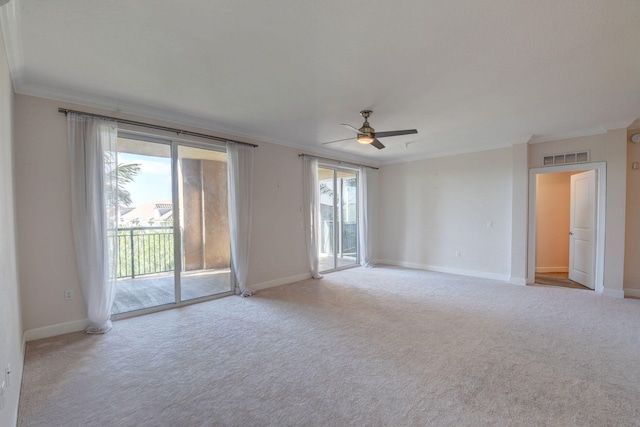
left=67, top=113, right=118, bottom=334
left=358, top=166, right=373, bottom=267
left=303, top=156, right=323, bottom=279
left=227, top=141, right=254, bottom=297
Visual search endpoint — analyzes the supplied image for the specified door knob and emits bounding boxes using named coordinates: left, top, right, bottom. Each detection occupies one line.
left=569, top=231, right=573, bottom=235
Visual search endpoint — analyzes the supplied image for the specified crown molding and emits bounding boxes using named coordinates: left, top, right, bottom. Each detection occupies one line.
left=528, top=118, right=638, bottom=144
left=528, top=126, right=607, bottom=144
left=0, top=0, right=25, bottom=88
left=379, top=140, right=517, bottom=165
left=601, top=117, right=638, bottom=131
left=17, top=82, right=381, bottom=167
left=627, top=118, right=640, bottom=131
left=17, top=78, right=635, bottom=166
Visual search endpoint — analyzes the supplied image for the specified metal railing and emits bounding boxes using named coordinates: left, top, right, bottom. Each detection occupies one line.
left=112, top=227, right=174, bottom=279
left=320, top=221, right=357, bottom=256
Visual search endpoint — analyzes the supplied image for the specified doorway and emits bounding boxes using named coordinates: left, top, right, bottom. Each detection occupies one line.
left=535, top=170, right=594, bottom=290
left=527, top=162, right=606, bottom=293
left=318, top=166, right=359, bottom=272
left=111, top=134, right=232, bottom=316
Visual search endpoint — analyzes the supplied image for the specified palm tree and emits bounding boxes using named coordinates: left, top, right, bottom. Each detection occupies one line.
left=104, top=152, right=141, bottom=208
left=113, top=162, right=141, bottom=207
left=320, top=182, right=333, bottom=198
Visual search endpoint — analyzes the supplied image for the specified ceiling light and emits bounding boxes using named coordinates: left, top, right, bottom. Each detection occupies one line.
left=357, top=134, right=374, bottom=144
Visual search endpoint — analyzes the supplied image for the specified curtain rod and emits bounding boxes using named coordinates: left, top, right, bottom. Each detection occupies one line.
left=58, top=108, right=258, bottom=148
left=298, top=153, right=379, bottom=170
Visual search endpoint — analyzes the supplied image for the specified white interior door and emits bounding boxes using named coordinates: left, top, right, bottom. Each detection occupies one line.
left=569, top=170, right=596, bottom=289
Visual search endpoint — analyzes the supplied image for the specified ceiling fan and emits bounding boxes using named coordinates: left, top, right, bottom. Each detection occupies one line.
left=323, top=110, right=418, bottom=150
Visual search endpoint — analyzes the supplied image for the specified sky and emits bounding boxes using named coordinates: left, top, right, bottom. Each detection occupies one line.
left=118, top=152, right=172, bottom=207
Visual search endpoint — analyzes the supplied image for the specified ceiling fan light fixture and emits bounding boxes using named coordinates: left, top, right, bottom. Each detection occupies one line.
left=323, top=110, right=417, bottom=150
left=357, top=134, right=374, bottom=144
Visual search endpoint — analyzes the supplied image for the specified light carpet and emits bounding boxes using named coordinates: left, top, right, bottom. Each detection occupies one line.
left=18, top=266, right=640, bottom=426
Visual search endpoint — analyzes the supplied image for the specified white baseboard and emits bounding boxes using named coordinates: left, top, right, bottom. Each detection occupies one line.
left=24, top=274, right=312, bottom=341
left=510, top=277, right=527, bottom=286
left=601, top=288, right=625, bottom=299
left=249, top=272, right=312, bottom=292
left=377, top=259, right=510, bottom=282
left=624, top=288, right=640, bottom=298
left=535, top=266, right=569, bottom=273
left=24, top=319, right=89, bottom=342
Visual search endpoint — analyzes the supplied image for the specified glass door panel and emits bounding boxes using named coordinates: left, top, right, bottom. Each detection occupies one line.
left=318, top=166, right=358, bottom=272
left=112, top=138, right=174, bottom=314
left=177, top=145, right=232, bottom=301
left=318, top=167, right=336, bottom=272
left=338, top=171, right=358, bottom=268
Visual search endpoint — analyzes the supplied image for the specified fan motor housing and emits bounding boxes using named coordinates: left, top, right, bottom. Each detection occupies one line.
left=359, top=123, right=374, bottom=135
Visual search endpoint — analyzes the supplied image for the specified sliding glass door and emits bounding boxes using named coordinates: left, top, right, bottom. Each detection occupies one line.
left=177, top=145, right=232, bottom=301
left=112, top=135, right=231, bottom=316
left=318, top=166, right=358, bottom=272
left=112, top=137, right=174, bottom=314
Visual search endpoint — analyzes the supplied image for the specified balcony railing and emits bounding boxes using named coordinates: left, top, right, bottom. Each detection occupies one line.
left=111, top=227, right=174, bottom=279
left=111, top=222, right=354, bottom=280
left=320, top=221, right=357, bottom=256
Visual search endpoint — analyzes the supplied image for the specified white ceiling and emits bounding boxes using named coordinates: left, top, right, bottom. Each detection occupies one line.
left=2, top=0, right=639, bottom=164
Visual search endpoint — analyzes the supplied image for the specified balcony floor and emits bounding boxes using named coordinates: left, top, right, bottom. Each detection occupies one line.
left=319, top=254, right=357, bottom=272
left=112, top=269, right=232, bottom=315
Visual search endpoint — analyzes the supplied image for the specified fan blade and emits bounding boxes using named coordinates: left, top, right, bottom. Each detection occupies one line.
left=375, top=129, right=418, bottom=138
left=341, top=124, right=361, bottom=133
left=321, top=136, right=356, bottom=145
left=370, top=139, right=385, bottom=150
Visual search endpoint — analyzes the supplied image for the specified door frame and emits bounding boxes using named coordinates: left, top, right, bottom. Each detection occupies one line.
left=317, top=164, right=360, bottom=273
left=112, top=130, right=234, bottom=321
left=527, top=162, right=606, bottom=293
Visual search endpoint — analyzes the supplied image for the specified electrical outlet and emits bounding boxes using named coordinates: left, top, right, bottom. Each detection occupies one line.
left=455, top=251, right=461, bottom=258
left=64, top=290, right=73, bottom=301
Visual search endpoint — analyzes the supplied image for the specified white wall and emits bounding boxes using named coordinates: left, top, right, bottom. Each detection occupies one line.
left=510, top=143, right=528, bottom=284
left=624, top=128, right=640, bottom=296
left=14, top=94, right=310, bottom=335
left=14, top=96, right=87, bottom=333
left=528, top=129, right=627, bottom=297
left=0, top=28, right=24, bottom=427
left=377, top=148, right=513, bottom=280
left=246, top=142, right=308, bottom=287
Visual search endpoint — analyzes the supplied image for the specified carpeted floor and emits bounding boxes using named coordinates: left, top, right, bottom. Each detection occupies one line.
left=18, top=266, right=640, bottom=426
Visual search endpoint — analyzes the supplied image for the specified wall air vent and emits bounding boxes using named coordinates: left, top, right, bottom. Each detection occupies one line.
left=542, top=151, right=589, bottom=167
